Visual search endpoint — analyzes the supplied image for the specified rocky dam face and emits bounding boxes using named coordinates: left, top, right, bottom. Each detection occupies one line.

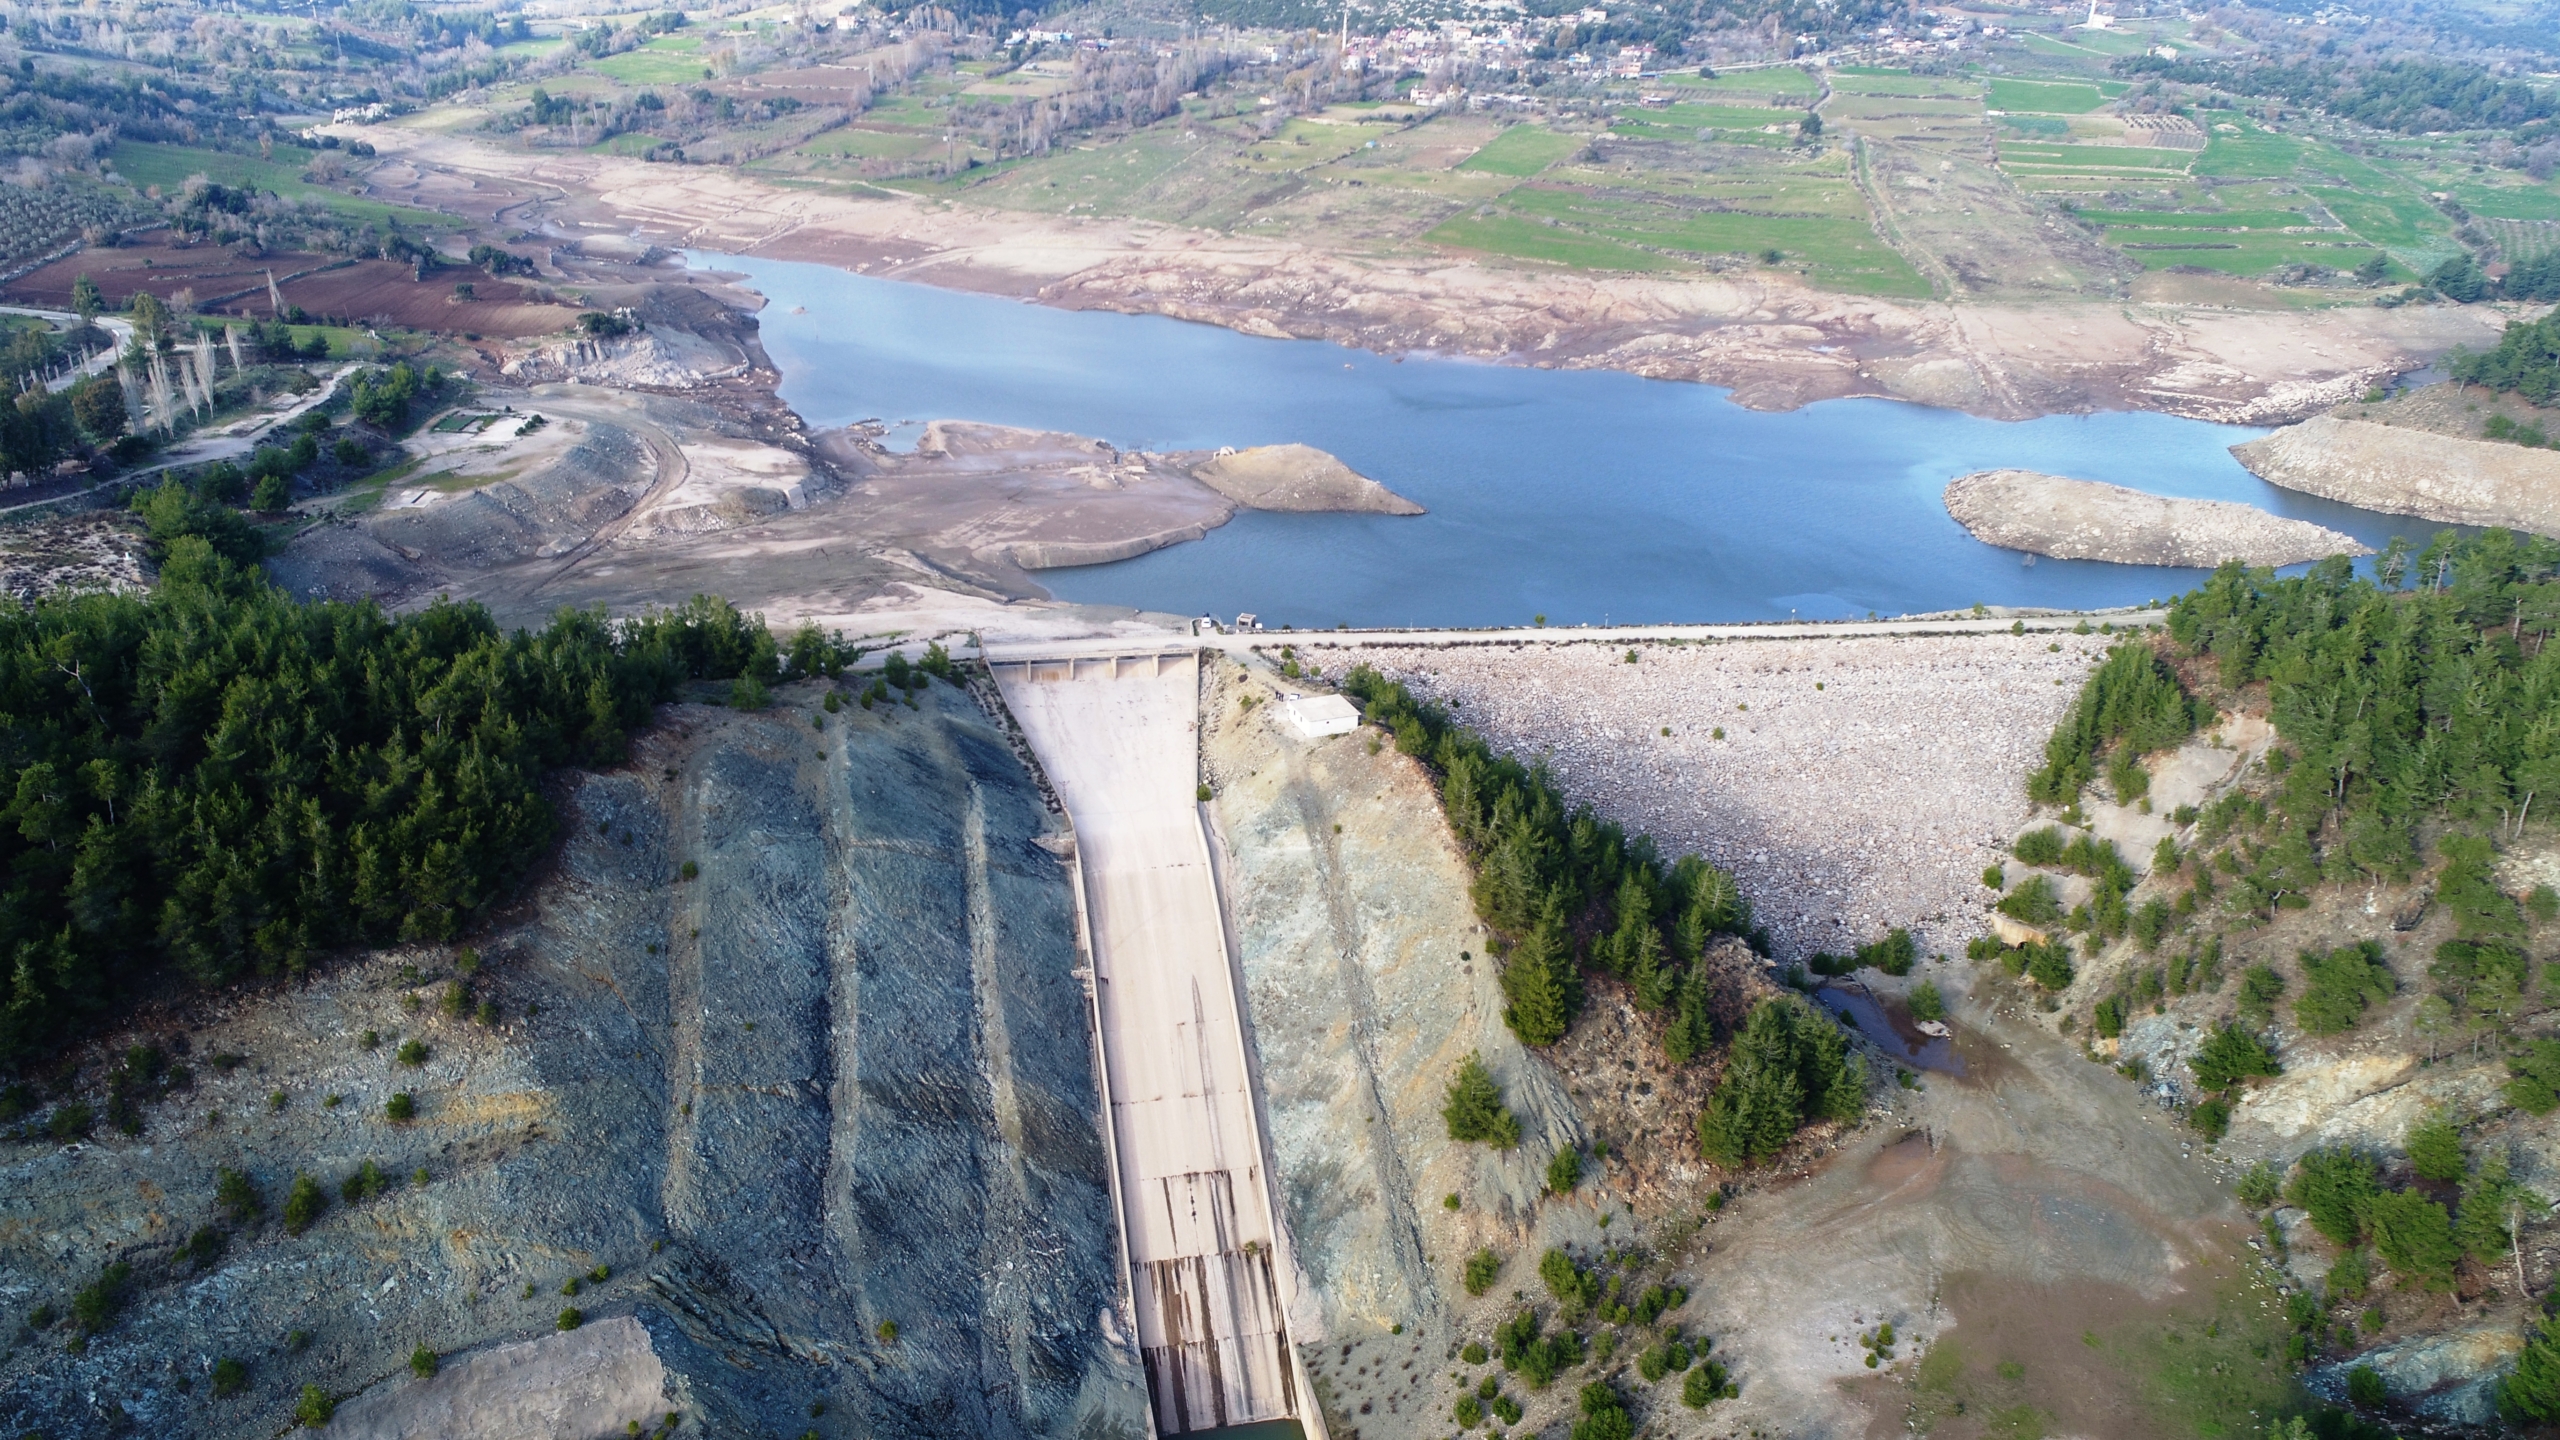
left=0, top=682, right=1147, bottom=1440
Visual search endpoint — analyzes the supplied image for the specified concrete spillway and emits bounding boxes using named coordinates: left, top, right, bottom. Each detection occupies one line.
left=992, top=651, right=1318, bottom=1437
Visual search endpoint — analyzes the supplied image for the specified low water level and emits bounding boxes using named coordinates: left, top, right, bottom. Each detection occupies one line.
left=709, top=252, right=2444, bottom=627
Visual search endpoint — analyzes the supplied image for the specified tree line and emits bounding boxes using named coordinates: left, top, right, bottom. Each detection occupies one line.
left=2452, top=309, right=2560, bottom=407
left=0, top=539, right=813, bottom=1068
left=2113, top=54, right=2558, bottom=139
left=1347, top=666, right=1863, bottom=1168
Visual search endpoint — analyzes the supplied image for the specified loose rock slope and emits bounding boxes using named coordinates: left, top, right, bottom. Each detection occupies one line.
left=0, top=682, right=1143, bottom=1440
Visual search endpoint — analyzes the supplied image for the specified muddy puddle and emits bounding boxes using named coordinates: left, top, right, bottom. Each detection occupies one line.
left=1816, top=983, right=1965, bottom=1075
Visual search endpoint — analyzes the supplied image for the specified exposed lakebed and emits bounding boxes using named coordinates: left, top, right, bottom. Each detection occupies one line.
left=709, top=253, right=2454, bottom=626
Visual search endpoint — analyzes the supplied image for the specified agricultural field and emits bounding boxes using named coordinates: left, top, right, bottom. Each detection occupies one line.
left=107, top=142, right=457, bottom=230
left=587, top=35, right=713, bottom=86
left=1456, top=123, right=1588, bottom=176
left=1426, top=145, right=1933, bottom=297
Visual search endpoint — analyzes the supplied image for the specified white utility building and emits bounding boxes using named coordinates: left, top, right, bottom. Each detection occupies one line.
left=1282, top=693, right=1359, bottom=738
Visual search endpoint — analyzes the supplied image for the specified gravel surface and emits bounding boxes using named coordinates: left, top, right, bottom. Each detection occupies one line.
left=1324, top=631, right=2117, bottom=961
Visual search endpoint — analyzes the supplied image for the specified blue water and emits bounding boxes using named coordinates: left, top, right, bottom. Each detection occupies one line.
left=706, top=251, right=2444, bottom=628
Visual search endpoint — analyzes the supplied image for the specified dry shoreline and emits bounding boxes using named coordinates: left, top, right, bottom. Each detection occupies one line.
left=354, top=127, right=2508, bottom=428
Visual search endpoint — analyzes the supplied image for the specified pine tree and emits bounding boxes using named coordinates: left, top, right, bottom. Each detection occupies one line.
left=2507, top=1318, right=2560, bottom=1424
left=1662, top=965, right=1715, bottom=1065
left=1502, top=899, right=1577, bottom=1047
left=1443, top=1052, right=1522, bottom=1148
left=1627, top=926, right=1672, bottom=1012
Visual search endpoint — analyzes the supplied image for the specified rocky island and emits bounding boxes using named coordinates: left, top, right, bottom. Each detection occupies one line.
left=1943, top=469, right=2371, bottom=568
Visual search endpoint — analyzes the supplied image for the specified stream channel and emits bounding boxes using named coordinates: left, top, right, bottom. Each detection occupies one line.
left=707, top=251, right=2454, bottom=628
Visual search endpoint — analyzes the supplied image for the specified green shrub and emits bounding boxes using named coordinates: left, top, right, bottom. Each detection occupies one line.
left=296, top=1383, right=336, bottom=1426
left=71, top=1261, right=131, bottom=1334
left=410, top=1345, right=438, bottom=1378
left=2014, top=827, right=2067, bottom=866
left=2367, top=1188, right=2459, bottom=1289
left=2188, top=1097, right=2230, bottom=1141
left=397, top=1039, right=428, bottom=1067
left=557, top=1307, right=583, bottom=1331
left=2347, top=1364, right=2386, bottom=1408
left=1856, top=927, right=1916, bottom=977
left=1683, top=1359, right=1732, bottom=1407
left=2191, top=1025, right=2280, bottom=1092
left=1982, top=864, right=2005, bottom=890
left=2287, top=1149, right=2380, bottom=1247
left=216, top=1166, right=263, bottom=1221
left=2295, top=940, right=2394, bottom=1035
left=283, top=1173, right=326, bottom=1234
left=875, top=1318, right=898, bottom=1342
left=679, top=860, right=699, bottom=881
left=2510, top=1315, right=2560, bottom=1423
left=2406, top=1110, right=2464, bottom=1182
left=1463, top=1249, right=1502, bottom=1296
left=385, top=1092, right=416, bottom=1121
left=2022, top=939, right=2075, bottom=991
left=181, top=1223, right=226, bottom=1270
left=440, top=981, right=469, bottom=1018
left=1496, top=1308, right=1584, bottom=1390
left=1455, top=1395, right=1483, bottom=1427
left=2236, top=965, right=2286, bottom=1028
left=1571, top=1379, right=1635, bottom=1440
left=1632, top=1283, right=1687, bottom=1325
left=2236, top=1160, right=2282, bottom=1208
left=1443, top=1053, right=1522, bottom=1148
left=2508, top=1039, right=2560, bottom=1114
left=2328, top=1247, right=2369, bottom=1303
left=342, top=1160, right=389, bottom=1203
left=1539, top=1247, right=1601, bottom=1321
left=1546, top=1147, right=1582, bottom=1194
left=211, top=1356, right=249, bottom=1397
left=1461, top=1340, right=1488, bottom=1365
left=1998, top=876, right=2064, bottom=928
left=1638, top=1343, right=1675, bottom=1382
left=1907, top=982, right=1944, bottom=1024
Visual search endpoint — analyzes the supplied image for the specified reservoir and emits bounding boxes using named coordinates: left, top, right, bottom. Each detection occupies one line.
left=708, top=252, right=2447, bottom=628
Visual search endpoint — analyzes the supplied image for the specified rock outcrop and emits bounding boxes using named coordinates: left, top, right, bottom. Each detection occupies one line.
left=1944, top=469, right=2370, bottom=568
left=1187, top=444, right=1424, bottom=515
left=2232, top=416, right=2560, bottom=538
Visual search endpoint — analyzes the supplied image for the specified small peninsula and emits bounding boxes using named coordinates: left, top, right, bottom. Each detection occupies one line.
left=1944, top=470, right=2372, bottom=569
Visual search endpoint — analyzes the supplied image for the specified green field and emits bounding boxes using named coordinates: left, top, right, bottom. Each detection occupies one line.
left=108, top=142, right=455, bottom=228
left=588, top=35, right=711, bottom=85
left=1987, top=78, right=2120, bottom=113
left=1660, top=67, right=1820, bottom=101
left=1426, top=179, right=1930, bottom=296
left=1457, top=125, right=1584, bottom=176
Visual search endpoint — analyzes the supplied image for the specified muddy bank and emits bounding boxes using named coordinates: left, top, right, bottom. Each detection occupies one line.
left=2233, top=416, right=2560, bottom=538
left=360, top=130, right=2502, bottom=427
left=0, top=682, right=1144, bottom=1440
left=1943, top=469, right=2370, bottom=568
